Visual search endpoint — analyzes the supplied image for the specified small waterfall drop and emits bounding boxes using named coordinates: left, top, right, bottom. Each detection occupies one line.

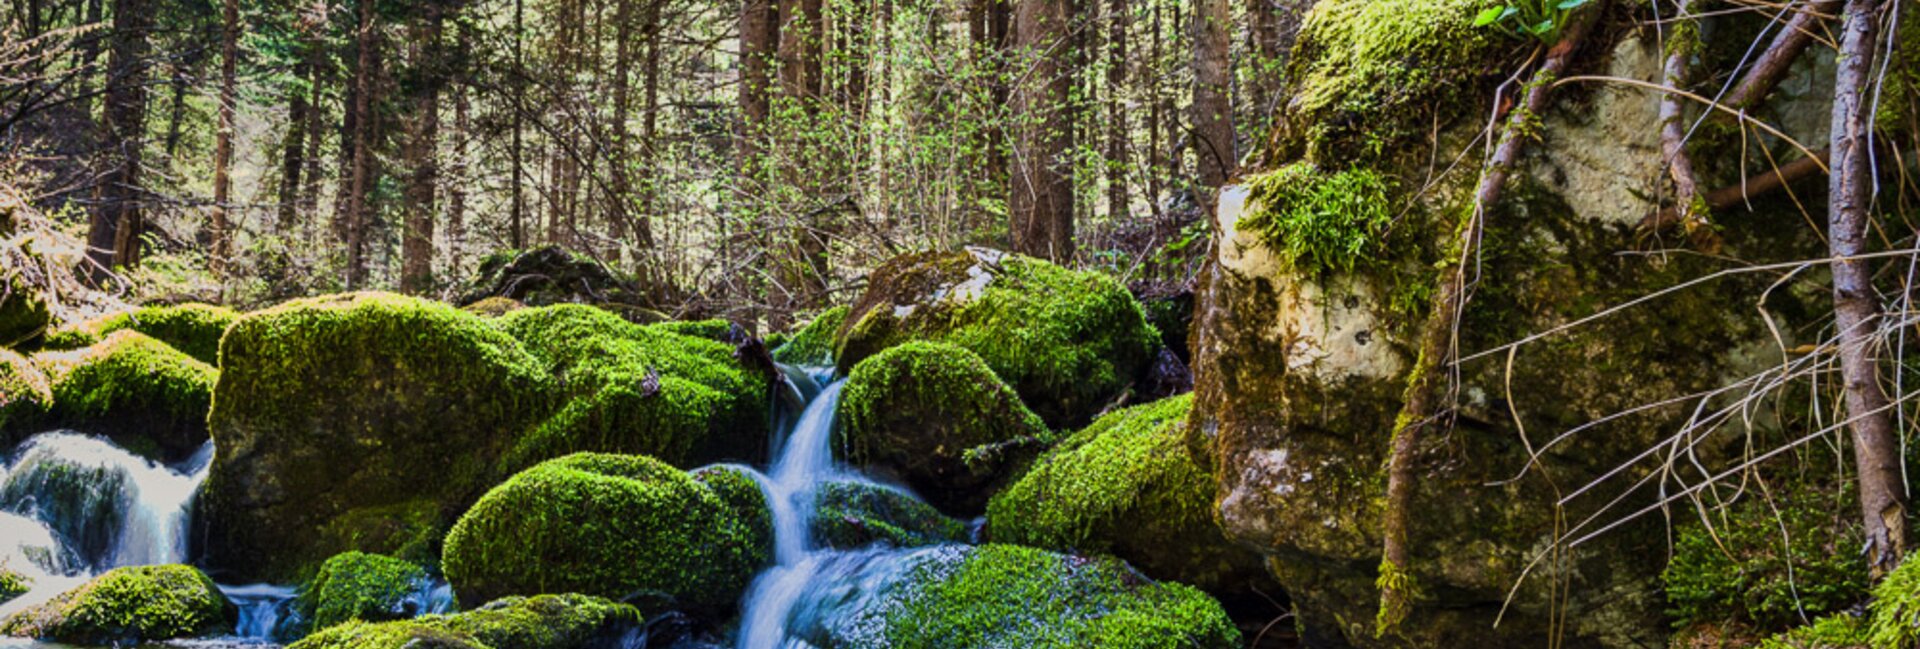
left=221, top=584, right=300, bottom=640
left=0, top=432, right=211, bottom=571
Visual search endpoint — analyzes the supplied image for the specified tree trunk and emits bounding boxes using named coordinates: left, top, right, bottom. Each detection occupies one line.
left=1657, top=0, right=1704, bottom=234
left=401, top=6, right=443, bottom=294
left=211, top=0, right=238, bottom=277
left=638, top=0, right=661, bottom=249
left=740, top=0, right=777, bottom=166
left=277, top=59, right=312, bottom=233
left=609, top=0, right=636, bottom=250
left=1191, top=0, right=1235, bottom=191
left=511, top=0, right=528, bottom=248
left=448, top=84, right=469, bottom=277
left=1105, top=0, right=1127, bottom=220
left=89, top=0, right=151, bottom=270
left=1827, top=0, right=1907, bottom=578
left=1009, top=0, right=1073, bottom=261
left=343, top=0, right=376, bottom=288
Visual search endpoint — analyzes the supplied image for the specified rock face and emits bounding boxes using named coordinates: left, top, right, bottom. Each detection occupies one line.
left=40, top=303, right=240, bottom=365
left=834, top=248, right=1159, bottom=427
left=0, top=564, right=234, bottom=645
left=812, top=480, right=969, bottom=550
left=795, top=544, right=1241, bottom=649
left=28, top=330, right=216, bottom=461
left=198, top=293, right=772, bottom=581
left=441, top=454, right=771, bottom=613
left=1191, top=7, right=1840, bottom=645
left=288, top=593, right=644, bottom=649
left=837, top=341, right=1053, bottom=514
left=988, top=394, right=1265, bottom=598
left=297, top=552, right=431, bottom=634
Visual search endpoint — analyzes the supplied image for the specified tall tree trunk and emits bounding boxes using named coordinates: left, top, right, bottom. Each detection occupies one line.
left=1010, top=0, right=1073, bottom=261
left=448, top=84, right=469, bottom=276
left=638, top=0, right=661, bottom=249
left=511, top=0, right=527, bottom=248
left=740, top=0, right=777, bottom=167
left=1105, top=0, right=1127, bottom=220
left=609, top=0, right=636, bottom=250
left=1827, top=0, right=1907, bottom=578
left=278, top=59, right=312, bottom=232
left=211, top=0, right=238, bottom=277
left=343, top=0, right=376, bottom=288
left=985, top=0, right=1010, bottom=197
left=300, top=53, right=325, bottom=239
left=1147, top=0, right=1162, bottom=220
left=401, top=6, right=444, bottom=294
left=1191, top=0, right=1234, bottom=191
left=89, top=0, right=151, bottom=270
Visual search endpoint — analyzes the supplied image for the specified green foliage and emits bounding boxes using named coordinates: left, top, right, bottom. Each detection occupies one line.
left=41, top=303, right=240, bottom=365
left=0, top=564, right=233, bottom=645
left=1870, top=556, right=1920, bottom=649
left=771, top=305, right=848, bottom=366
left=814, top=480, right=969, bottom=549
left=872, top=544, right=1241, bottom=649
left=1239, top=163, right=1395, bottom=274
left=1663, top=487, right=1868, bottom=632
left=31, top=330, right=216, bottom=458
left=288, top=593, right=643, bottom=649
left=0, top=347, right=52, bottom=436
left=460, top=297, right=526, bottom=318
left=299, top=552, right=429, bottom=633
left=1762, top=613, right=1868, bottom=649
left=1471, top=0, right=1591, bottom=43
left=441, top=454, right=771, bottom=614
left=0, top=564, right=29, bottom=605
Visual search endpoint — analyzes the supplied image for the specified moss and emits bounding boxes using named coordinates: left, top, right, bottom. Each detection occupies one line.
left=0, top=564, right=233, bottom=645
left=1870, top=555, right=1920, bottom=649
left=648, top=318, right=734, bottom=341
left=0, top=273, right=50, bottom=348
left=200, top=292, right=553, bottom=582
left=814, top=480, right=969, bottom=549
left=838, top=341, right=1053, bottom=514
left=31, top=330, right=216, bottom=460
left=1762, top=613, right=1868, bottom=649
left=864, top=544, right=1240, bottom=649
left=298, top=552, right=429, bottom=633
left=41, top=304, right=240, bottom=365
left=1877, top=0, right=1920, bottom=134
left=772, top=306, right=848, bottom=366
left=0, top=565, right=28, bottom=605
left=0, top=347, right=52, bottom=438
left=495, top=304, right=772, bottom=471
left=461, top=297, right=526, bottom=318
left=1279, top=0, right=1504, bottom=165
left=1239, top=162, right=1395, bottom=274
left=1663, top=486, right=1867, bottom=632
left=289, top=593, right=643, bottom=649
left=441, top=454, right=771, bottom=614
left=838, top=251, right=1157, bottom=427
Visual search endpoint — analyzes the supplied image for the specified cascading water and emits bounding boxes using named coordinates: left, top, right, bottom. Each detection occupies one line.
left=0, top=432, right=211, bottom=572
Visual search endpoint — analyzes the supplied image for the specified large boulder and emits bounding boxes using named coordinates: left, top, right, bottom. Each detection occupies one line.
left=458, top=246, right=646, bottom=310
left=771, top=305, right=848, bottom=366
left=836, top=341, right=1052, bottom=514
left=0, top=347, right=51, bottom=435
left=813, top=480, right=969, bottom=550
left=0, top=274, right=50, bottom=349
left=29, top=330, right=216, bottom=461
left=442, top=454, right=771, bottom=613
left=0, top=564, right=234, bottom=645
left=40, top=303, right=240, bottom=365
left=297, top=552, right=432, bottom=634
left=289, top=593, right=643, bottom=649
left=789, top=544, right=1240, bottom=648
left=834, top=249, right=1159, bottom=427
left=987, top=394, right=1266, bottom=599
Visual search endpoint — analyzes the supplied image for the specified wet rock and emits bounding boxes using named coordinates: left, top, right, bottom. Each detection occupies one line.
left=0, top=274, right=50, bottom=349
left=770, top=306, right=847, bottom=367
left=0, top=564, right=235, bottom=645
left=28, top=330, right=215, bottom=461
left=288, top=593, right=644, bottom=649
left=812, top=480, right=969, bottom=550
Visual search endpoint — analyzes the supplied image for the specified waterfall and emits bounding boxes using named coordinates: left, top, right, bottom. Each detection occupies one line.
left=222, top=584, right=300, bottom=640
left=0, top=432, right=211, bottom=572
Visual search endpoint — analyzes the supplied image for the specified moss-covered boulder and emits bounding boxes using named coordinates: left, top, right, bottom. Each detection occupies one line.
left=460, top=297, right=525, bottom=317
left=495, top=304, right=772, bottom=471
left=796, top=544, right=1240, bottom=648
left=988, top=394, right=1265, bottom=597
left=0, top=565, right=29, bottom=605
left=772, top=306, right=848, bottom=366
left=837, top=341, right=1052, bottom=514
left=40, top=303, right=240, bottom=365
left=458, top=246, right=643, bottom=309
left=813, top=480, right=969, bottom=550
left=0, top=564, right=234, bottom=645
left=0, top=274, right=50, bottom=349
left=289, top=594, right=642, bottom=649
left=0, top=347, right=51, bottom=436
left=835, top=249, right=1158, bottom=427
left=297, top=552, right=431, bottom=634
left=199, top=292, right=553, bottom=581
left=29, top=330, right=215, bottom=461
left=442, top=454, right=771, bottom=613
left=649, top=318, right=734, bottom=341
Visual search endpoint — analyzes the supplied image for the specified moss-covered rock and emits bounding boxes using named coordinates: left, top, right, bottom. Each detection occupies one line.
left=199, top=292, right=553, bottom=581
left=837, top=341, right=1052, bottom=514
left=495, top=304, right=772, bottom=471
left=813, top=480, right=969, bottom=550
left=802, top=544, right=1240, bottom=648
left=772, top=306, right=848, bottom=366
left=460, top=297, right=526, bottom=318
left=288, top=593, right=643, bottom=649
left=0, top=565, right=29, bottom=605
left=442, top=454, right=772, bottom=613
left=1131, top=288, right=1193, bottom=365
left=1762, top=614, right=1868, bottom=649
left=30, top=330, right=216, bottom=460
left=1869, top=555, right=1920, bottom=649
left=987, top=394, right=1265, bottom=597
left=0, top=347, right=52, bottom=437
left=298, top=552, right=431, bottom=633
left=40, top=303, right=240, bottom=365
left=0, top=564, right=234, bottom=645
left=649, top=318, right=734, bottom=341
left=835, top=249, right=1159, bottom=427
left=458, top=246, right=641, bottom=309
left=0, top=274, right=50, bottom=349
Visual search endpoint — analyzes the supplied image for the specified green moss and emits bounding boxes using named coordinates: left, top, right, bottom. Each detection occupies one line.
left=869, top=544, right=1240, bottom=649
left=289, top=593, right=643, bottom=649
left=1663, top=486, right=1867, bottom=632
left=0, top=347, right=52, bottom=437
left=461, top=297, right=526, bottom=318
left=1870, top=555, right=1920, bottom=649
left=31, top=330, right=216, bottom=460
left=298, top=552, right=429, bottom=633
left=1239, top=163, right=1395, bottom=274
left=0, top=273, right=50, bottom=348
left=648, top=318, right=734, bottom=341
left=838, top=341, right=1052, bottom=514
left=1280, top=0, right=1504, bottom=165
left=837, top=251, right=1158, bottom=427
left=814, top=480, right=969, bottom=549
left=1878, top=0, right=1919, bottom=134
left=442, top=454, right=771, bottom=614
left=41, top=304, right=239, bottom=365
left=772, top=306, right=848, bottom=366
left=0, top=565, right=29, bottom=605
left=0, top=565, right=233, bottom=645
left=1762, top=613, right=1868, bottom=649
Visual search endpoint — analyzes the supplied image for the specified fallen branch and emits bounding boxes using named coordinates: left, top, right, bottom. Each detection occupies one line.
left=1641, top=147, right=1830, bottom=230
left=1659, top=1, right=1708, bottom=236
left=1723, top=0, right=1844, bottom=110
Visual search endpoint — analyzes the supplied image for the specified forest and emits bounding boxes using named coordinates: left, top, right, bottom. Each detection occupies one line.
left=2, top=0, right=1920, bottom=648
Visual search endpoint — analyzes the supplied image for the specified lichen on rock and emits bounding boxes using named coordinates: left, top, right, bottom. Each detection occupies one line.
left=0, top=564, right=234, bottom=645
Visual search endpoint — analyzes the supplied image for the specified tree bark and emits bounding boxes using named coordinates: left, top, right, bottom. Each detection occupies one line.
left=401, top=5, right=444, bottom=294
left=1009, top=0, right=1073, bottom=261
left=511, top=0, right=527, bottom=248
left=343, top=0, right=377, bottom=288
left=448, top=84, right=469, bottom=276
left=90, top=0, right=152, bottom=270
left=609, top=0, right=637, bottom=250
left=1105, top=0, right=1127, bottom=220
left=212, top=0, right=238, bottom=277
left=1724, top=0, right=1845, bottom=110
left=1191, top=0, right=1235, bottom=191
left=1826, top=0, right=1907, bottom=578
left=1658, top=0, right=1704, bottom=233
left=740, top=0, right=777, bottom=166
left=277, top=59, right=312, bottom=233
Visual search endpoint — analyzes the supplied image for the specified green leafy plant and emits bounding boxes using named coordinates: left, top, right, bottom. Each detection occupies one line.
left=1472, top=0, right=1591, bottom=43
